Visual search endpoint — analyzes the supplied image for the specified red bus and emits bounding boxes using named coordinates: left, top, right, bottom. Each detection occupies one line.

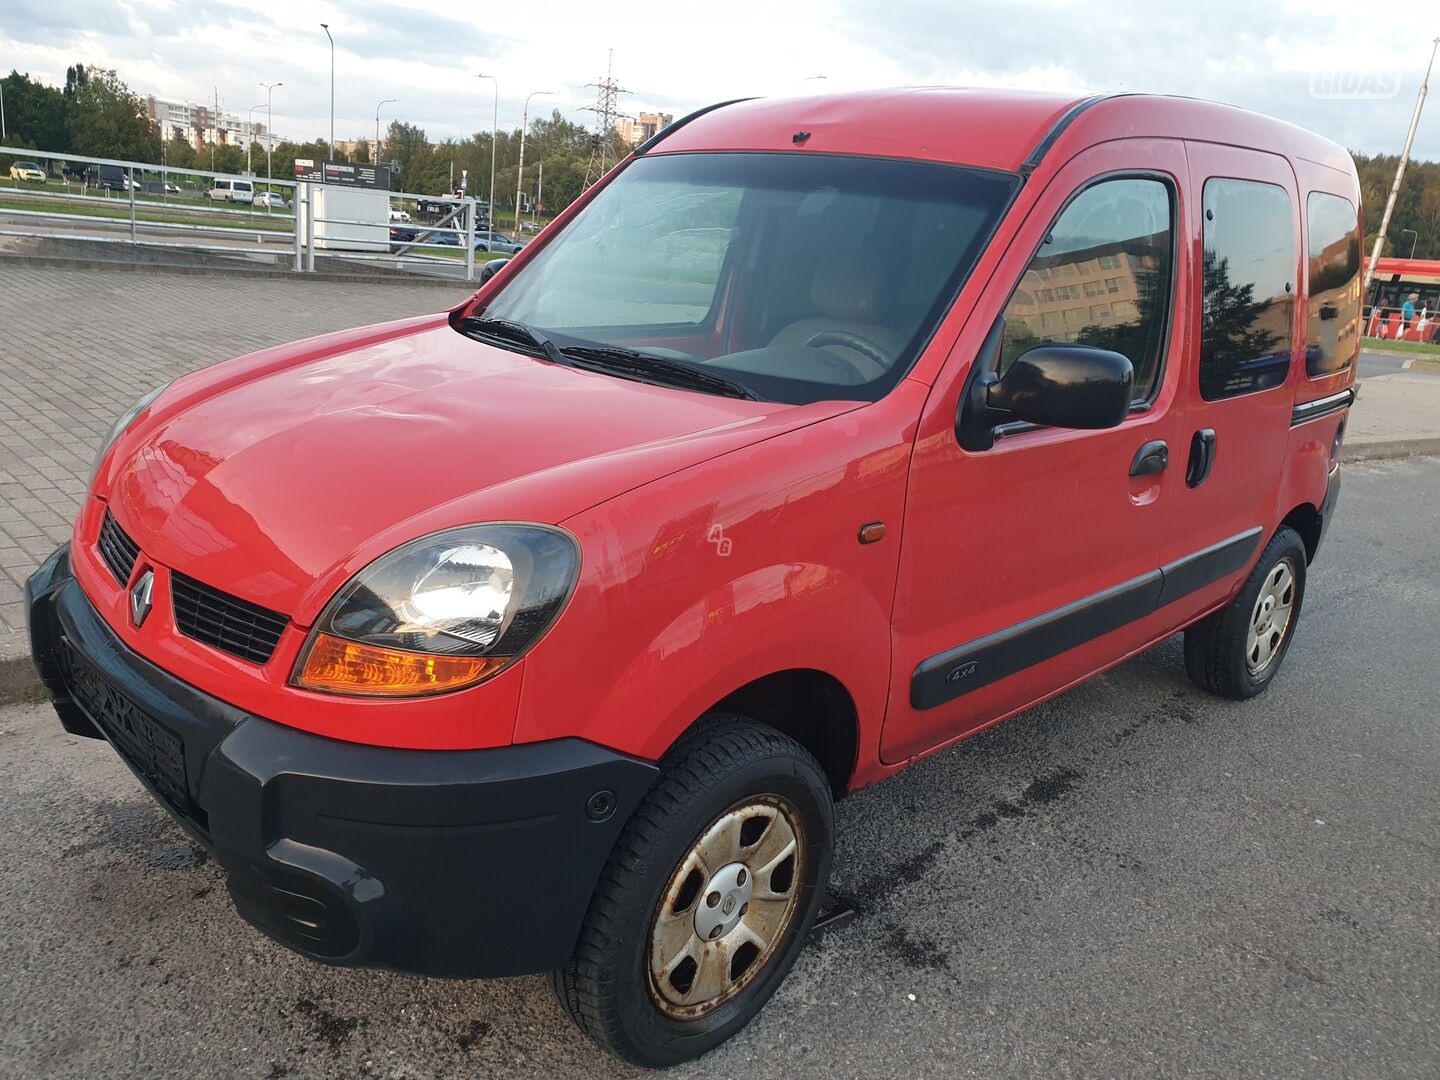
left=1366, top=256, right=1440, bottom=340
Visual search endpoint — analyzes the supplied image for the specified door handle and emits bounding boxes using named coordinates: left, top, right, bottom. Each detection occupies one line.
left=1129, top=440, right=1169, bottom=477
left=1186, top=429, right=1217, bottom=487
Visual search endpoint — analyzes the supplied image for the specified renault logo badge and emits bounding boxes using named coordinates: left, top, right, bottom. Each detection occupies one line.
left=130, top=569, right=155, bottom=628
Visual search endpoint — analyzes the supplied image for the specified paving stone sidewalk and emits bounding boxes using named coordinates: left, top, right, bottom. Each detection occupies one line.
left=0, top=263, right=471, bottom=633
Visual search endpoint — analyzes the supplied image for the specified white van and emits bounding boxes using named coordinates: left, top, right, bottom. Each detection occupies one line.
left=209, top=178, right=254, bottom=203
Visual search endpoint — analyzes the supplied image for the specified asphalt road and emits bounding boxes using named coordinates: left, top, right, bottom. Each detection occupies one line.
left=1, top=457, right=1437, bottom=1079
left=1358, top=349, right=1411, bottom=378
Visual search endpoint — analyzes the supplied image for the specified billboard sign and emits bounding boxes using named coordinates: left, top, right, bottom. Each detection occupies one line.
left=293, top=158, right=391, bottom=189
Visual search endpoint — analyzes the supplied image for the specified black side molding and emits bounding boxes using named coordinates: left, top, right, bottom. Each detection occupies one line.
left=1291, top=388, right=1355, bottom=427
left=633, top=98, right=757, bottom=156
left=1156, top=527, right=1262, bottom=608
left=1020, top=94, right=1123, bottom=175
left=911, top=528, right=1263, bottom=710
left=911, top=569, right=1162, bottom=710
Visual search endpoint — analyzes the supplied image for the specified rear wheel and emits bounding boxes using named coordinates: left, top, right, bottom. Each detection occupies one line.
left=551, top=716, right=833, bottom=1067
left=1185, top=526, right=1307, bottom=699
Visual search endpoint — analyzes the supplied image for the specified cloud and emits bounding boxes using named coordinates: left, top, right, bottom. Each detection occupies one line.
left=2, top=0, right=1438, bottom=159
left=825, top=0, right=1440, bottom=158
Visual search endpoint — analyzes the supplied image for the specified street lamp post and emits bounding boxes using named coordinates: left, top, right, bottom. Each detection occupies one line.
left=246, top=103, right=265, bottom=176
left=476, top=73, right=498, bottom=243
left=320, top=23, right=335, bottom=153
left=262, top=82, right=283, bottom=182
left=1365, top=36, right=1440, bottom=293
left=515, top=90, right=553, bottom=233
left=375, top=98, right=396, bottom=167
left=1402, top=228, right=1420, bottom=260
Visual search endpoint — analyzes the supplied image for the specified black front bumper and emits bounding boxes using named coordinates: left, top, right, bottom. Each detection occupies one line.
left=26, top=546, right=657, bottom=978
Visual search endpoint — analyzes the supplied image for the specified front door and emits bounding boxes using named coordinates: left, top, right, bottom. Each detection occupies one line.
left=883, top=139, right=1192, bottom=763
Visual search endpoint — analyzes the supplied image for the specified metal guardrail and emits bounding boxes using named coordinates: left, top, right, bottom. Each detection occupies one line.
left=0, top=145, right=489, bottom=280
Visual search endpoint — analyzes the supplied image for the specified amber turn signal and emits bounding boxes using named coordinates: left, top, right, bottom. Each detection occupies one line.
left=295, top=633, right=506, bottom=696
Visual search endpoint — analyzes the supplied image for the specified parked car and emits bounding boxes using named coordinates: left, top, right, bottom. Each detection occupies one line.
left=388, top=207, right=411, bottom=223
left=140, top=180, right=183, bottom=196
left=28, top=89, right=1359, bottom=1068
left=85, top=164, right=134, bottom=192
left=427, top=229, right=526, bottom=253
left=252, top=191, right=288, bottom=210
left=8, top=161, right=46, bottom=183
left=476, top=230, right=527, bottom=253
left=389, top=225, right=419, bottom=252
left=209, top=177, right=254, bottom=203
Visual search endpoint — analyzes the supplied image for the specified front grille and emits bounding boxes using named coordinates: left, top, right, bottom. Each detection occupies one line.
left=171, top=572, right=290, bottom=664
left=97, top=509, right=141, bottom=585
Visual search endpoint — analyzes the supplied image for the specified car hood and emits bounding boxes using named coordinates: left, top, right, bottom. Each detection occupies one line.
left=106, top=315, right=856, bottom=621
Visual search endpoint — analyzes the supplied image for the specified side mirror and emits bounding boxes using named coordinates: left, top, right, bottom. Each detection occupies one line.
left=958, top=326, right=1133, bottom=451
left=479, top=258, right=510, bottom=285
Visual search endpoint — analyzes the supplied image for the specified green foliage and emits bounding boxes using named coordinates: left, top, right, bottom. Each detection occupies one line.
left=64, top=67, right=159, bottom=162
left=1201, top=248, right=1282, bottom=365
left=1354, top=152, right=1440, bottom=259
left=163, top=133, right=196, bottom=170
left=207, top=143, right=245, bottom=176
left=2, top=71, right=67, bottom=153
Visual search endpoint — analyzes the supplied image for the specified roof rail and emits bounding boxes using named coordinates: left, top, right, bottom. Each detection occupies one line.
left=633, top=98, right=757, bottom=155
left=1020, top=94, right=1124, bottom=174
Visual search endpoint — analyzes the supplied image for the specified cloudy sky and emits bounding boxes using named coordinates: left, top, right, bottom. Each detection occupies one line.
left=3, top=0, right=1439, bottom=159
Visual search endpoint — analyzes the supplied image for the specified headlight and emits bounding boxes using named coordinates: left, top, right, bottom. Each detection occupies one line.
left=293, top=524, right=579, bottom=697
left=90, top=383, right=170, bottom=485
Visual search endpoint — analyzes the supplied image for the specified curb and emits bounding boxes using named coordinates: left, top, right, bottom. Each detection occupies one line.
left=0, top=253, right=480, bottom=289
left=1, top=440, right=1436, bottom=708
left=1341, top=436, right=1440, bottom=463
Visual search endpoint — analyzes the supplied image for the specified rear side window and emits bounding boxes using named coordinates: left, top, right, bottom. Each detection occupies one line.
left=1305, top=192, right=1361, bottom=378
left=999, top=177, right=1174, bottom=403
left=1200, top=178, right=1295, bottom=400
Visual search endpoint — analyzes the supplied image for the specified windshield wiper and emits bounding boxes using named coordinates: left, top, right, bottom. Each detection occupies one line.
left=458, top=316, right=568, bottom=366
left=558, top=344, right=762, bottom=401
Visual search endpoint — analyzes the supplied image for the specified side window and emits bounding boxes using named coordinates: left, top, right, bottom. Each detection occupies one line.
left=1200, top=178, right=1295, bottom=400
left=999, top=177, right=1174, bottom=403
left=1305, top=192, right=1361, bottom=378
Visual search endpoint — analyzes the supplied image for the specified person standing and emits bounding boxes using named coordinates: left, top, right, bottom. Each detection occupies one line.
left=1402, top=292, right=1418, bottom=338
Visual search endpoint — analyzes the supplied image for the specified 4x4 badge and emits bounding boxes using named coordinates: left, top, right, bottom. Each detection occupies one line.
left=130, top=569, right=155, bottom=628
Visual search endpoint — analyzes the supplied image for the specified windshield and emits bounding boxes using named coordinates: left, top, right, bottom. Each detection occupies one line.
left=477, top=152, right=1017, bottom=404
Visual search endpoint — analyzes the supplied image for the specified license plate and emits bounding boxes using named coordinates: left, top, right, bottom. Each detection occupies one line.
left=63, top=642, right=191, bottom=814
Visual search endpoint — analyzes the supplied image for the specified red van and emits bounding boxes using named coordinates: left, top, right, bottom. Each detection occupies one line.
left=27, top=89, right=1358, bottom=1066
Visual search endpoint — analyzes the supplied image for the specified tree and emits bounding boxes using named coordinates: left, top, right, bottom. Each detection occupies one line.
left=65, top=66, right=159, bottom=163
left=384, top=120, right=429, bottom=182
left=163, top=132, right=196, bottom=170
left=1, top=71, right=69, bottom=153
left=207, top=143, right=245, bottom=176
left=1199, top=249, right=1285, bottom=395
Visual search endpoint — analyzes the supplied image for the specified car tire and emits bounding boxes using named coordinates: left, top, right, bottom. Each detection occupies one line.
left=551, top=715, right=834, bottom=1067
left=1184, top=526, right=1307, bottom=700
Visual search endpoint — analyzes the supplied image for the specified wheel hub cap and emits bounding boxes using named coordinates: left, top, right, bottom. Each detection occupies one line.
left=1246, top=558, right=1297, bottom=675
left=693, top=862, right=753, bottom=941
left=648, top=797, right=804, bottom=1019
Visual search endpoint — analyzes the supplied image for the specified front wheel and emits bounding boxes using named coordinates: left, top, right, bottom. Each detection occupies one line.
left=552, top=716, right=833, bottom=1067
left=1185, top=526, right=1308, bottom=699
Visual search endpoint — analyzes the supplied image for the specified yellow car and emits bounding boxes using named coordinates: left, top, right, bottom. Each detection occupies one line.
left=9, top=161, right=47, bottom=183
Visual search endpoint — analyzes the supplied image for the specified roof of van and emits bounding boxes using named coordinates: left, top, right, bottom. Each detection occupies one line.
left=645, top=88, right=1354, bottom=177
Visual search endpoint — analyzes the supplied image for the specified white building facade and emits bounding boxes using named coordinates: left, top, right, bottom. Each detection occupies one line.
left=145, top=96, right=277, bottom=154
